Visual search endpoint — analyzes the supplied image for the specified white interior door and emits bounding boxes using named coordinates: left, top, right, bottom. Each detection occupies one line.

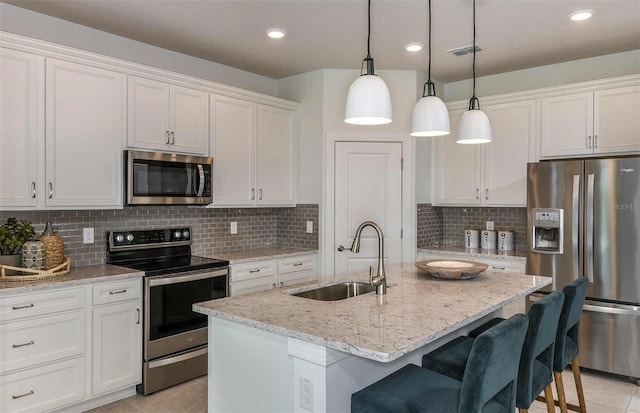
left=334, top=141, right=402, bottom=277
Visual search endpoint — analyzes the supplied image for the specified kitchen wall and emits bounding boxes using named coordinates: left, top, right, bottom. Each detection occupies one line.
left=0, top=205, right=319, bottom=267
left=417, top=203, right=528, bottom=251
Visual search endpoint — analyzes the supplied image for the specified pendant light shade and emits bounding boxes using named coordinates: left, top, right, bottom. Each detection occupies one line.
left=410, top=0, right=450, bottom=137
left=344, top=0, right=392, bottom=125
left=457, top=0, right=491, bottom=144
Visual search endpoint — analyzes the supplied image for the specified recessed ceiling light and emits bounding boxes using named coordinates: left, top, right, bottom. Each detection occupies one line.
left=405, top=43, right=424, bottom=52
left=266, top=28, right=286, bottom=39
left=569, top=10, right=593, bottom=21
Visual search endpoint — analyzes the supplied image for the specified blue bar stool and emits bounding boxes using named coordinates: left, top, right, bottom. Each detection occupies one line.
left=351, top=314, right=529, bottom=413
left=422, top=291, right=565, bottom=413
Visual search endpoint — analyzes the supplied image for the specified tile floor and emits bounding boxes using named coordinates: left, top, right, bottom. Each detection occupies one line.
left=88, top=369, right=639, bottom=412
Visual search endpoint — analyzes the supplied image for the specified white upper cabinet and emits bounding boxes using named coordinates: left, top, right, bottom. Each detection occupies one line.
left=435, top=101, right=536, bottom=207
left=210, top=94, right=296, bottom=207
left=0, top=48, right=43, bottom=208
left=540, top=85, right=640, bottom=158
left=45, top=58, right=124, bottom=208
left=128, top=76, right=208, bottom=155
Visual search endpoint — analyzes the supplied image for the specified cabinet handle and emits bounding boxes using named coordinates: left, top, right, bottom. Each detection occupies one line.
left=249, top=269, right=260, bottom=273
left=109, top=289, right=127, bottom=295
left=492, top=266, right=506, bottom=270
left=166, top=131, right=170, bottom=144
left=136, top=308, right=140, bottom=324
left=594, top=134, right=598, bottom=148
left=171, top=131, right=175, bottom=145
left=12, top=303, right=34, bottom=310
left=587, top=135, right=592, bottom=148
left=259, top=188, right=263, bottom=200
left=48, top=182, right=53, bottom=198
left=12, top=390, right=34, bottom=400
left=475, top=188, right=479, bottom=200
left=32, top=182, right=36, bottom=198
left=12, top=340, right=35, bottom=348
left=251, top=188, right=255, bottom=200
left=279, top=282, right=284, bottom=287
left=485, top=188, right=489, bottom=200
left=271, top=283, right=276, bottom=289
left=293, top=263, right=303, bottom=267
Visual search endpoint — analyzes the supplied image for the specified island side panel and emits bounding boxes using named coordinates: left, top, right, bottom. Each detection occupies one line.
left=208, top=317, right=293, bottom=412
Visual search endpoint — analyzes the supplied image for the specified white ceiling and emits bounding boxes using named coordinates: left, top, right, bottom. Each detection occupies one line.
left=3, top=0, right=640, bottom=82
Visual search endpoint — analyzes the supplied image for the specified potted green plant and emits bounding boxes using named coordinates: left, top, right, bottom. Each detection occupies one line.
left=0, top=218, right=35, bottom=270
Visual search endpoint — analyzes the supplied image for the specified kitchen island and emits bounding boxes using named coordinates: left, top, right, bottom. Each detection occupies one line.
left=193, top=263, right=550, bottom=413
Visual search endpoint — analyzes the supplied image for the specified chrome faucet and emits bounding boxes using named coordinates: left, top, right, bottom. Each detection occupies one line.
left=349, top=221, right=387, bottom=295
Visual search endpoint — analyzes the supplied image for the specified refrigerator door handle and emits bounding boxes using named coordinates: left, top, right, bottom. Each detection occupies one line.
left=572, top=174, right=580, bottom=279
left=583, top=301, right=640, bottom=316
left=586, top=173, right=595, bottom=283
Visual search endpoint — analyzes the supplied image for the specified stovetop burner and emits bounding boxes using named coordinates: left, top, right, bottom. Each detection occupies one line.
left=106, top=228, right=228, bottom=276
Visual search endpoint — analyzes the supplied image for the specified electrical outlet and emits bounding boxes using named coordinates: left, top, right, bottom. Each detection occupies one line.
left=83, top=227, right=94, bottom=244
left=486, top=221, right=494, bottom=230
left=230, top=222, right=238, bottom=234
left=300, top=377, right=313, bottom=411
left=306, top=221, right=313, bottom=234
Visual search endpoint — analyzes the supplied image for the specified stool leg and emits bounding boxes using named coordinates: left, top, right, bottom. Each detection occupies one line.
left=554, top=371, right=569, bottom=413
left=571, top=356, right=587, bottom=413
left=518, top=409, right=528, bottom=413
left=543, top=383, right=556, bottom=413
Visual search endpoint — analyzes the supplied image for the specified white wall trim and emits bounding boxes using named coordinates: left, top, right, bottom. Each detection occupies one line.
left=322, top=132, right=416, bottom=279
left=0, top=31, right=299, bottom=111
left=446, top=73, right=640, bottom=110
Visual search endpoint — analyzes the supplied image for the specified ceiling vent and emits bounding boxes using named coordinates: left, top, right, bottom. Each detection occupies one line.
left=447, top=44, right=482, bottom=56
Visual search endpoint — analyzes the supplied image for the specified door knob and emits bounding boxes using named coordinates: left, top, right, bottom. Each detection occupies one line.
left=337, top=245, right=352, bottom=252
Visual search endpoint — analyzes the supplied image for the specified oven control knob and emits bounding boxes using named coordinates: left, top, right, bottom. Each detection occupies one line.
left=115, top=234, right=124, bottom=243
left=126, top=233, right=135, bottom=242
left=174, top=231, right=182, bottom=239
left=182, top=230, right=190, bottom=239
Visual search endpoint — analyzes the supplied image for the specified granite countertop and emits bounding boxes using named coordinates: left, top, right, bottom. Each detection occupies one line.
left=205, top=247, right=318, bottom=264
left=418, top=246, right=527, bottom=261
left=194, top=263, right=550, bottom=363
left=0, top=264, right=144, bottom=296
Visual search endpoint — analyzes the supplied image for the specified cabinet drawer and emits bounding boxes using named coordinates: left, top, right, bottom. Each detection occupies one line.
left=0, top=357, right=85, bottom=413
left=230, top=261, right=277, bottom=282
left=278, top=270, right=316, bottom=288
left=0, top=288, right=84, bottom=323
left=277, top=255, right=315, bottom=275
left=0, top=311, right=85, bottom=373
left=93, top=279, right=141, bottom=305
left=481, top=259, right=526, bottom=273
left=230, top=276, right=277, bottom=296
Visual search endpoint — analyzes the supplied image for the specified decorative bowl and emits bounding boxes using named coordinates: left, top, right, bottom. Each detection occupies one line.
left=415, top=259, right=488, bottom=280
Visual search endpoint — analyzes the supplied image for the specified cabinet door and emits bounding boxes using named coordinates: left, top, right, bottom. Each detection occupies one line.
left=92, top=300, right=142, bottom=396
left=127, top=76, right=171, bottom=151
left=46, top=59, right=124, bottom=208
left=256, top=105, right=296, bottom=206
left=594, top=85, right=640, bottom=154
left=0, top=48, right=43, bottom=208
left=540, top=92, right=593, bottom=158
left=210, top=94, right=256, bottom=206
left=483, top=100, right=536, bottom=206
left=170, top=85, right=209, bottom=155
left=434, top=110, right=482, bottom=205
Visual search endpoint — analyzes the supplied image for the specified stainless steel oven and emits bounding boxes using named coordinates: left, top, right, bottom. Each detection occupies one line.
left=125, top=150, right=213, bottom=205
left=107, top=228, right=229, bottom=395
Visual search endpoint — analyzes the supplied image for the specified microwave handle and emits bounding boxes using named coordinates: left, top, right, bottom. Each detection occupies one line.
left=196, top=164, right=205, bottom=197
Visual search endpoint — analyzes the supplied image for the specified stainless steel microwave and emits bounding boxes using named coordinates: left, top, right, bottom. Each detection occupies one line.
left=125, top=150, right=213, bottom=205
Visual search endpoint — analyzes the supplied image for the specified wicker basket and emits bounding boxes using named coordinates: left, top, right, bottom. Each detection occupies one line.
left=0, top=257, right=71, bottom=282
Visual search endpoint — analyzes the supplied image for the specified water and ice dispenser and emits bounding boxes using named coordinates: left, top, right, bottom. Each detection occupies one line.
left=531, top=208, right=563, bottom=254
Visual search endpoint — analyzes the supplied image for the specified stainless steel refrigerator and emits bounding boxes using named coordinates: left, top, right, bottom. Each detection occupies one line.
left=526, top=157, right=639, bottom=381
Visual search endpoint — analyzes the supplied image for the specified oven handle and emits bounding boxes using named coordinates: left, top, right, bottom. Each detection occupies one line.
left=148, top=268, right=228, bottom=287
left=147, top=347, right=208, bottom=369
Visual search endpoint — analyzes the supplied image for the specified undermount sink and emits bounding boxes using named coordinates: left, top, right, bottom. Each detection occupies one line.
left=291, top=282, right=376, bottom=301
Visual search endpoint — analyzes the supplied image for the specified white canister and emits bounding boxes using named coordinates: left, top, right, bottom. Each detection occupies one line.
left=481, top=230, right=497, bottom=250
left=498, top=230, right=515, bottom=251
left=464, top=229, right=480, bottom=249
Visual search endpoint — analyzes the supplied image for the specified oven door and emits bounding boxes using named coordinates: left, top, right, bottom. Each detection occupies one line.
left=144, top=268, right=227, bottom=360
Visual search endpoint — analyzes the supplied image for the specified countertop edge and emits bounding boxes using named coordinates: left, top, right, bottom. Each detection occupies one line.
left=210, top=248, right=318, bottom=264
left=418, top=248, right=527, bottom=262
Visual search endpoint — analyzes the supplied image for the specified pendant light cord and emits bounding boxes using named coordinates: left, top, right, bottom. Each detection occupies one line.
left=427, top=0, right=432, bottom=82
left=472, top=0, right=476, bottom=99
left=367, top=0, right=371, bottom=59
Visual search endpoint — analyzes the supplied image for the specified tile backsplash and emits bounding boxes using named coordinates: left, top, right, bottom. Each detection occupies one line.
left=417, top=204, right=528, bottom=251
left=0, top=204, right=319, bottom=267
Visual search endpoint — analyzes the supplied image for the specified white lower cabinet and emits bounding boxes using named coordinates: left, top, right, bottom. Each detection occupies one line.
left=230, top=254, right=317, bottom=296
left=0, top=278, right=142, bottom=413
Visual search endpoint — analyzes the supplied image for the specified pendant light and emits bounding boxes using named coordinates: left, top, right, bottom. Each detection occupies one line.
left=344, top=0, right=392, bottom=125
left=457, top=0, right=492, bottom=144
left=410, top=0, right=450, bottom=137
